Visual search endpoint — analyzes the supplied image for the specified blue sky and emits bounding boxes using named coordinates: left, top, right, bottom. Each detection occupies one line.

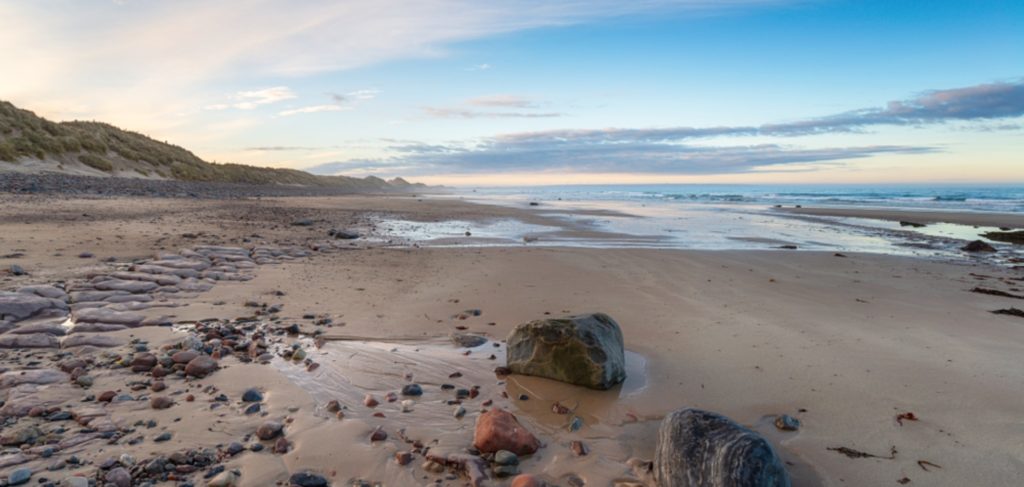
left=2, top=0, right=1022, bottom=184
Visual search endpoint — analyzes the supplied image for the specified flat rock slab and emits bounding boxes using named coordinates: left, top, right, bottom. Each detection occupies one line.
left=133, top=264, right=201, bottom=278
left=0, top=292, right=68, bottom=322
left=178, top=279, right=214, bottom=292
left=109, top=271, right=182, bottom=286
left=92, top=279, right=160, bottom=294
left=73, top=308, right=145, bottom=326
left=6, top=320, right=67, bottom=336
left=104, top=294, right=154, bottom=304
left=0, top=368, right=69, bottom=388
left=17, top=285, right=68, bottom=301
left=69, top=290, right=130, bottom=303
left=148, top=259, right=211, bottom=271
left=63, top=334, right=125, bottom=348
left=69, top=322, right=129, bottom=333
left=0, top=333, right=61, bottom=349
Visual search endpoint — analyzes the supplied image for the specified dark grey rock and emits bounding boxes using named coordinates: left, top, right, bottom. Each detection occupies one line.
left=401, top=384, right=423, bottom=396
left=654, top=409, right=790, bottom=487
left=962, top=240, right=996, bottom=252
left=450, top=332, right=488, bottom=348
left=7, top=467, right=31, bottom=485
left=506, top=312, right=626, bottom=390
left=493, top=450, right=518, bottom=466
left=242, top=388, right=263, bottom=402
left=328, top=229, right=360, bottom=239
left=289, top=472, right=329, bottom=487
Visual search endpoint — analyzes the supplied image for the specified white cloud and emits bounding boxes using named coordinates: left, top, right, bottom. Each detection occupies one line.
left=279, top=104, right=352, bottom=116
left=0, top=0, right=798, bottom=153
left=466, top=94, right=535, bottom=108
left=205, top=86, right=297, bottom=110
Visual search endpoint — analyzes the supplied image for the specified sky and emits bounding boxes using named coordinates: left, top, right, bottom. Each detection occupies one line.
left=1, top=0, right=1022, bottom=185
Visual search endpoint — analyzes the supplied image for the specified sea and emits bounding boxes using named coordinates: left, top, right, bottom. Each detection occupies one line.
left=373, top=184, right=1024, bottom=264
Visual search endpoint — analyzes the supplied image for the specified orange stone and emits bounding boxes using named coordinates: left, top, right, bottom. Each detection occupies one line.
left=511, top=474, right=543, bottom=487
left=472, top=408, right=540, bottom=455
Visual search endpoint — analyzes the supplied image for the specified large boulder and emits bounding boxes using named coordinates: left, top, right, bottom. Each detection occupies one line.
left=506, top=312, right=625, bottom=390
left=654, top=409, right=790, bottom=487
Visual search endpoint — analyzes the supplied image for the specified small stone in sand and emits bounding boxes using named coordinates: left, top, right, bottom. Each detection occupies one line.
left=242, top=388, right=263, bottom=402
left=105, top=467, right=131, bottom=487
left=395, top=451, right=413, bottom=466
left=150, top=396, right=174, bottom=409
left=7, top=468, right=31, bottom=486
left=473, top=408, right=541, bottom=455
left=494, top=450, right=519, bottom=465
left=184, top=355, right=218, bottom=377
left=370, top=426, right=387, bottom=442
left=274, top=437, right=290, bottom=454
left=962, top=240, right=996, bottom=252
left=289, top=472, right=329, bottom=487
left=256, top=421, right=283, bottom=440
left=401, top=383, right=423, bottom=396
left=364, top=394, right=379, bottom=407
left=511, top=474, right=544, bottom=487
left=775, top=414, right=800, bottom=431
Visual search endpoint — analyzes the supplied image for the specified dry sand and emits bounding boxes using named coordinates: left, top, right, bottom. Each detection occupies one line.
left=2, top=194, right=1023, bottom=486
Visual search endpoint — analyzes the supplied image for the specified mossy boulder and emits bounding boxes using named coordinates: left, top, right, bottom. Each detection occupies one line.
left=506, top=312, right=625, bottom=390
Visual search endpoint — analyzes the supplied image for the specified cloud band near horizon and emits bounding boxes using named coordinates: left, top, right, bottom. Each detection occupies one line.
left=306, top=79, right=1022, bottom=176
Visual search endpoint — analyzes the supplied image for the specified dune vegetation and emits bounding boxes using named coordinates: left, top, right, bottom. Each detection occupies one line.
left=0, top=101, right=414, bottom=190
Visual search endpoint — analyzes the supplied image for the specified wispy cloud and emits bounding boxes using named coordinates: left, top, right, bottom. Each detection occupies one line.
left=278, top=89, right=379, bottom=116
left=466, top=95, right=537, bottom=108
left=243, top=146, right=321, bottom=152
left=3, top=0, right=781, bottom=127
left=329, top=89, right=381, bottom=103
left=762, top=80, right=1024, bottom=135
left=423, top=107, right=563, bottom=119
left=425, top=94, right=557, bottom=118
left=466, top=63, right=493, bottom=71
left=307, top=142, right=935, bottom=176
left=205, top=86, right=296, bottom=111
left=279, top=104, right=352, bottom=117
left=311, top=79, right=1024, bottom=177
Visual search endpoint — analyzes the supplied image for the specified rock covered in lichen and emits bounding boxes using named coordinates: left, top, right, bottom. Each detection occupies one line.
left=506, top=312, right=625, bottom=390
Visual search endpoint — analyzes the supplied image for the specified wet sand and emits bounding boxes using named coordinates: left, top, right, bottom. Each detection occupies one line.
left=779, top=206, right=1024, bottom=228
left=2, top=194, right=1023, bottom=486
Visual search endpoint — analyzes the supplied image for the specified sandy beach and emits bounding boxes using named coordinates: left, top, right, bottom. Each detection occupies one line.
left=2, top=193, right=1023, bottom=487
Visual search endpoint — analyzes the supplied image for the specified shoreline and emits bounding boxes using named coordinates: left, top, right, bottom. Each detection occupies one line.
left=2, top=194, right=1023, bottom=486
left=777, top=205, right=1024, bottom=228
